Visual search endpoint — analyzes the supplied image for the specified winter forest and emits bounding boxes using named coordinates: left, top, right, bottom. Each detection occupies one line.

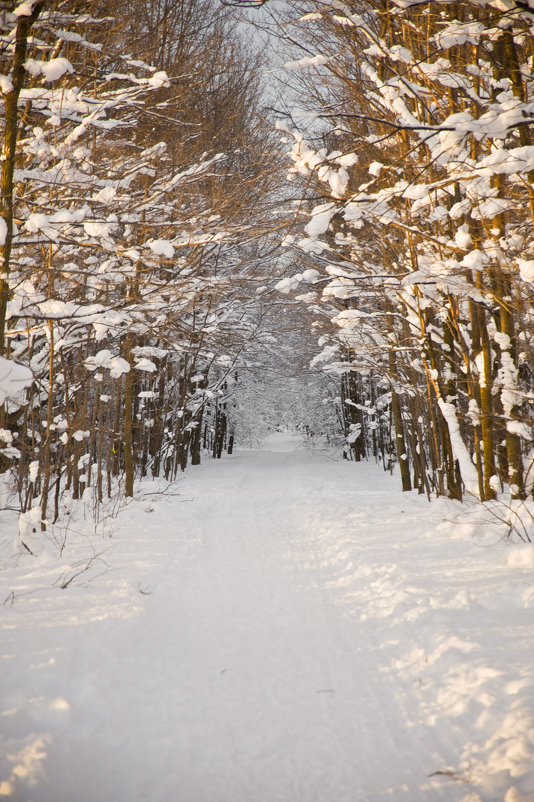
left=4, top=0, right=534, bottom=515
left=1, top=1, right=534, bottom=801
left=3, top=0, right=534, bottom=514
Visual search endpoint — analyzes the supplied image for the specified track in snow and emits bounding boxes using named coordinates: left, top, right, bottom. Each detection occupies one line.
left=1, top=433, right=533, bottom=802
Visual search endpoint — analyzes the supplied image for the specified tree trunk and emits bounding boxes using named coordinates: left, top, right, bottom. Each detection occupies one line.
left=123, top=333, right=135, bottom=497
left=389, top=352, right=411, bottom=492
left=0, top=4, right=43, bottom=355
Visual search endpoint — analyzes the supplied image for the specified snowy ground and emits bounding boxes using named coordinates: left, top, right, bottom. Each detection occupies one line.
left=1, top=433, right=534, bottom=802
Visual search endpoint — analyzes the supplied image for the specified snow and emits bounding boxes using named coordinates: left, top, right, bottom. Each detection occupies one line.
left=389, top=45, right=413, bottom=63
left=284, top=54, right=331, bottom=71
left=24, top=212, right=57, bottom=239
left=84, top=350, right=130, bottom=378
left=368, top=161, right=383, bottom=176
left=506, top=420, right=532, bottom=439
left=305, top=203, right=338, bottom=236
left=454, top=225, right=472, bottom=249
left=0, top=429, right=13, bottom=445
left=83, top=221, right=115, bottom=241
left=1, top=438, right=533, bottom=802
left=275, top=276, right=301, bottom=294
left=37, top=299, right=72, bottom=317
left=334, top=153, right=358, bottom=167
left=92, top=186, right=117, bottom=205
left=432, top=21, right=486, bottom=50
left=0, top=356, right=33, bottom=405
left=24, top=58, right=74, bottom=82
left=438, top=400, right=480, bottom=497
left=0, top=75, right=14, bottom=95
left=148, top=238, right=175, bottom=258
left=147, top=71, right=170, bottom=88
left=494, top=331, right=512, bottom=351
left=13, top=1, right=36, bottom=16
left=517, top=258, right=534, bottom=283
left=474, top=197, right=513, bottom=220
left=460, top=249, right=487, bottom=271
left=363, top=44, right=384, bottom=58
left=498, top=352, right=521, bottom=418
left=134, top=358, right=157, bottom=372
left=333, top=14, right=355, bottom=27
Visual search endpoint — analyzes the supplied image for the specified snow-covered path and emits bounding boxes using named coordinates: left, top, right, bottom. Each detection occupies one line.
left=1, top=435, right=534, bottom=801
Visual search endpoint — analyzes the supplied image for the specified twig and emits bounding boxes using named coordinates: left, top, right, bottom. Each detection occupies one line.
left=428, top=769, right=470, bottom=784
left=54, top=551, right=109, bottom=589
left=2, top=591, right=16, bottom=607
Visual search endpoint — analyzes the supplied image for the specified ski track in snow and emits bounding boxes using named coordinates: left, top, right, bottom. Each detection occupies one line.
left=1, top=433, right=534, bottom=802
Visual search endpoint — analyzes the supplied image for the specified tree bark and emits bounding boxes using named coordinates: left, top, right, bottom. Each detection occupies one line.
left=0, top=4, right=43, bottom=355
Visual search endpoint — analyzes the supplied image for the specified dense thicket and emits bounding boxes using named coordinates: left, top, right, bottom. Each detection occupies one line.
left=0, top=0, right=281, bottom=529
left=271, top=0, right=534, bottom=501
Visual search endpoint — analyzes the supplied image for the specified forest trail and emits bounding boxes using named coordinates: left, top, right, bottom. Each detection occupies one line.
left=1, top=434, right=533, bottom=802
